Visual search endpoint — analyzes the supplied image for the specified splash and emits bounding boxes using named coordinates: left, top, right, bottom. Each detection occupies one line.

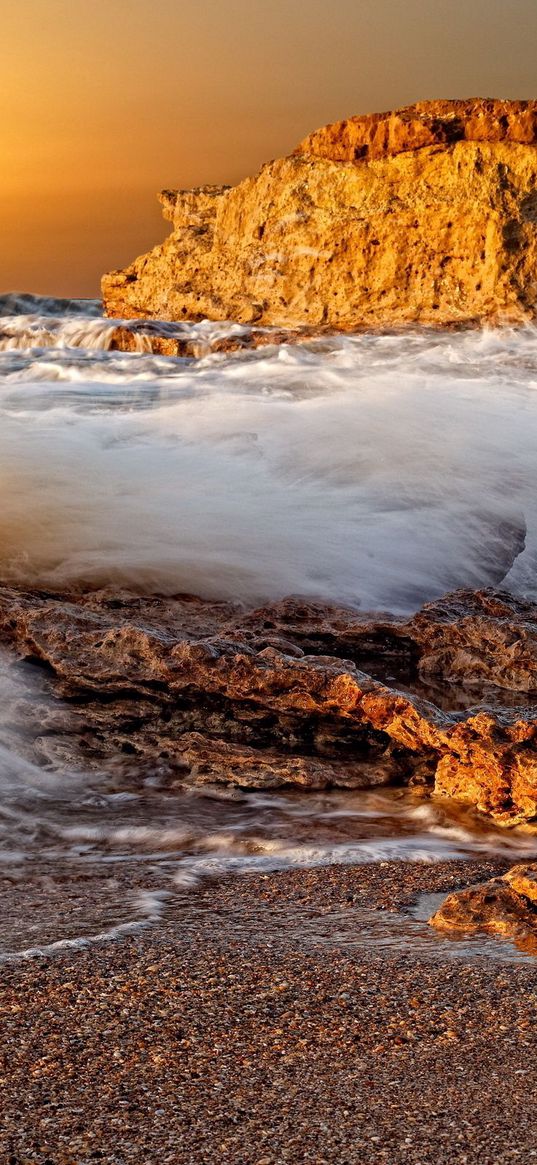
left=0, top=299, right=537, bottom=610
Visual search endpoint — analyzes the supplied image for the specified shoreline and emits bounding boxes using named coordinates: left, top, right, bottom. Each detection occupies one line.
left=2, top=856, right=536, bottom=1163
left=2, top=289, right=537, bottom=1161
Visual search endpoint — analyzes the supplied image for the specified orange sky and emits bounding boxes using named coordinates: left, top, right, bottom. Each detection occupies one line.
left=3, top=0, right=537, bottom=297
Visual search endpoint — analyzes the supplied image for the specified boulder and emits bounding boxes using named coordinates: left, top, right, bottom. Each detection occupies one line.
left=430, top=863, right=537, bottom=951
left=102, top=99, right=537, bottom=330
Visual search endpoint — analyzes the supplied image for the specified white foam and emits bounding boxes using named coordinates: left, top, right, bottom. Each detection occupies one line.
left=0, top=305, right=250, bottom=357
left=1, top=889, right=169, bottom=962
left=0, top=317, right=536, bottom=610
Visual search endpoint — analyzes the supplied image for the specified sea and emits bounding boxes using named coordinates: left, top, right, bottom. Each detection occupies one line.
left=1, top=291, right=537, bottom=957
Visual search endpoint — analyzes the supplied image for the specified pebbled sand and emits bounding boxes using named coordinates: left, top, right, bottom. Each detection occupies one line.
left=1, top=858, right=536, bottom=1165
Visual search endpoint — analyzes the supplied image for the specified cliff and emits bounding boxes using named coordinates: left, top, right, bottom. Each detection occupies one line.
left=102, top=98, right=537, bottom=329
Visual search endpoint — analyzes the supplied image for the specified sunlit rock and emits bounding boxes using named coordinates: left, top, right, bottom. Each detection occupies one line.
left=103, top=98, right=537, bottom=329
left=430, top=862, right=537, bottom=951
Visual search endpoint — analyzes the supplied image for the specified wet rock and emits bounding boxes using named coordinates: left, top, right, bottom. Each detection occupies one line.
left=168, top=733, right=396, bottom=791
left=430, top=862, right=537, bottom=950
left=503, top=862, right=537, bottom=903
left=103, top=99, right=537, bottom=330
left=430, top=881, right=537, bottom=939
left=0, top=584, right=536, bottom=822
left=407, top=589, right=537, bottom=692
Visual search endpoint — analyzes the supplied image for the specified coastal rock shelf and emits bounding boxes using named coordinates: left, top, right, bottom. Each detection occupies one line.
left=102, top=98, right=537, bottom=329
left=1, top=585, right=537, bottom=824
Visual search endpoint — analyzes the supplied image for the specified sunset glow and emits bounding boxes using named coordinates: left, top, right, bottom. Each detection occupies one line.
left=3, top=0, right=537, bottom=295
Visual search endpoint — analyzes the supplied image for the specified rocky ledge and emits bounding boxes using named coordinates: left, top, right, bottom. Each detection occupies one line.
left=102, top=98, right=537, bottom=330
left=1, top=584, right=537, bottom=825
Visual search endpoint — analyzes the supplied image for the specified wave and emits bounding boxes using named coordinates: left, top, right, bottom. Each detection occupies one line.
left=0, top=322, right=536, bottom=609
left=0, top=291, right=102, bottom=317
left=0, top=307, right=256, bottom=358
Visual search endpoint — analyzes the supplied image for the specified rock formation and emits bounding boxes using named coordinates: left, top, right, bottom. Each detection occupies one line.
left=102, top=98, right=537, bottom=330
left=1, top=583, right=536, bottom=823
left=430, top=863, right=537, bottom=952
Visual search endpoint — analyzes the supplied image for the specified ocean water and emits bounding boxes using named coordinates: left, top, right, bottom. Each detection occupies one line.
left=1, top=292, right=537, bottom=956
left=1, top=293, right=537, bottom=610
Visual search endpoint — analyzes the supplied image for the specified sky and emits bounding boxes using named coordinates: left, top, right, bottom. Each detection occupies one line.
left=2, top=0, right=537, bottom=297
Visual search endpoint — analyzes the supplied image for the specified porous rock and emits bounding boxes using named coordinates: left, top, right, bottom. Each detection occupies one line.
left=430, top=862, right=537, bottom=951
left=0, top=584, right=536, bottom=821
left=103, top=99, right=537, bottom=330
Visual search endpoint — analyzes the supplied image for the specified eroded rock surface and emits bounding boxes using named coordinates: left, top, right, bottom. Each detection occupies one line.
left=430, top=862, right=537, bottom=952
left=103, top=99, right=537, bottom=330
left=295, top=99, right=537, bottom=163
left=0, top=584, right=536, bottom=821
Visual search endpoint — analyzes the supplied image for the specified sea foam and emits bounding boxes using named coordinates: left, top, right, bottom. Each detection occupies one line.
left=0, top=303, right=536, bottom=611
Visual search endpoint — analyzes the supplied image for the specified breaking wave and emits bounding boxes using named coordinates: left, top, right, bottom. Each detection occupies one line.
left=0, top=297, right=537, bottom=611
left=0, top=291, right=102, bottom=318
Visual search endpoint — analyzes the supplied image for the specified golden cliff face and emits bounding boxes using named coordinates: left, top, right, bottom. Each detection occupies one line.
left=102, top=99, right=537, bottom=328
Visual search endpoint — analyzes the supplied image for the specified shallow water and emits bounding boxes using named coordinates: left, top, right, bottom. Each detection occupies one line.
left=1, top=294, right=537, bottom=955
left=0, top=604, right=535, bottom=959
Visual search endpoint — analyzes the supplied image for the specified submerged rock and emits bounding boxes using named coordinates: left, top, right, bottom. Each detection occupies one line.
left=102, top=98, right=537, bottom=330
left=0, top=584, right=536, bottom=821
left=107, top=321, right=328, bottom=359
left=430, top=862, right=537, bottom=952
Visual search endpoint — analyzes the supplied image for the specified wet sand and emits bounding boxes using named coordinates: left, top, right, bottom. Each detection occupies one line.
left=1, top=857, right=536, bottom=1164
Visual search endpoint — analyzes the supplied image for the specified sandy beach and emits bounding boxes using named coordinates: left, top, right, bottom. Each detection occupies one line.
left=2, top=857, right=536, bottom=1164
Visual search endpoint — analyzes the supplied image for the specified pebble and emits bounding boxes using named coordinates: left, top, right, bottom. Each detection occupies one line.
left=0, top=857, right=535, bottom=1163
